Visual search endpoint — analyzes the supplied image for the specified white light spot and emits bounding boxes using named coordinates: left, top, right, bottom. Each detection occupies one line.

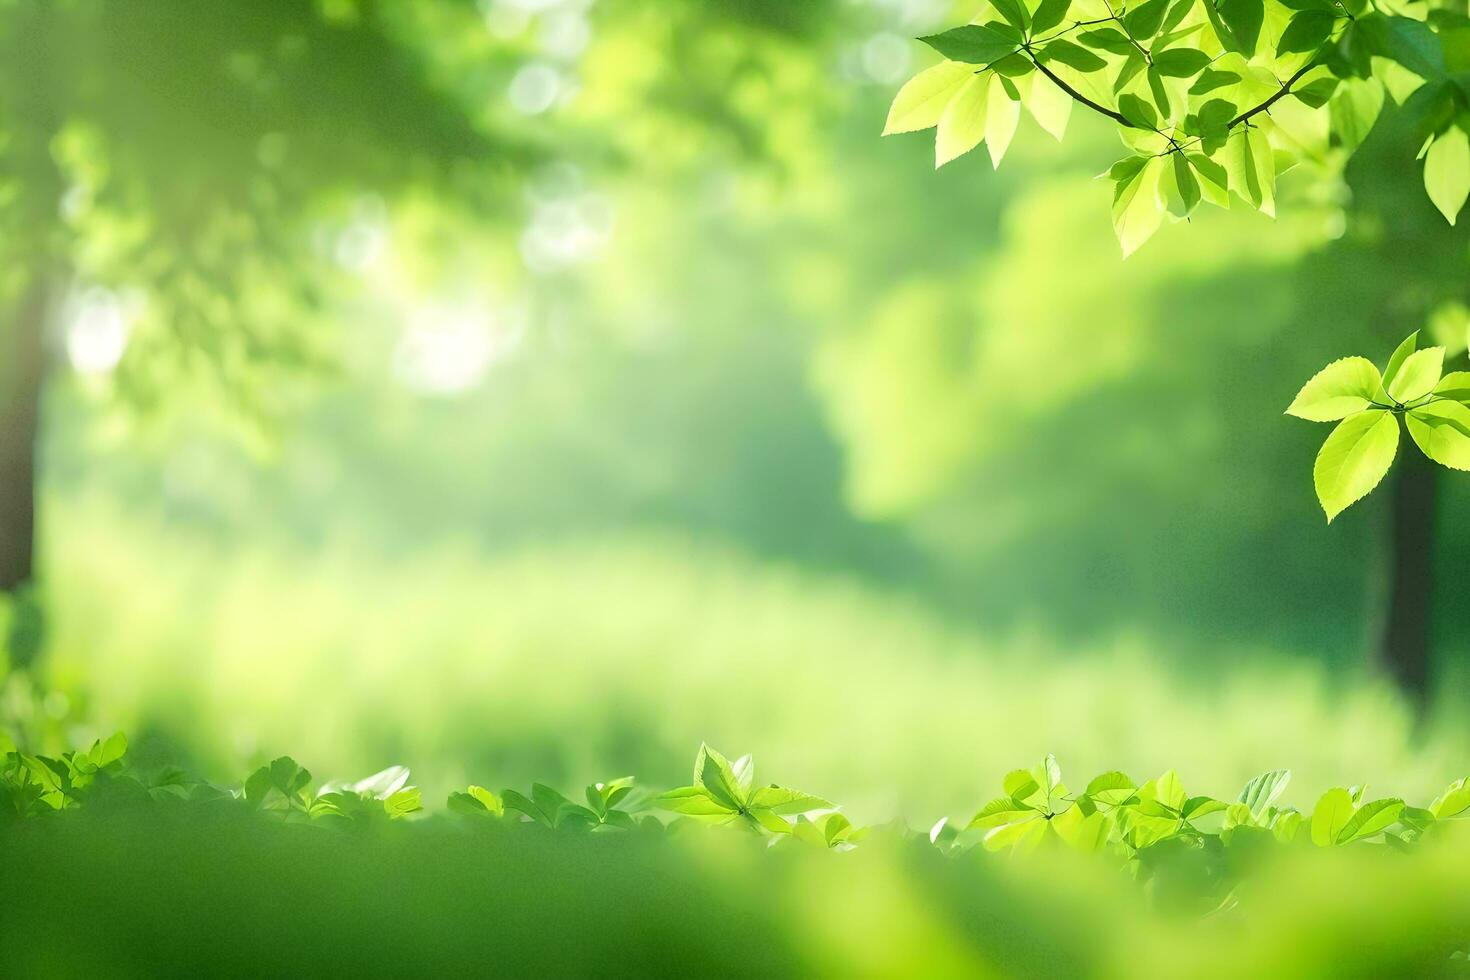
left=509, top=62, right=563, bottom=115
left=538, top=11, right=591, bottom=59
left=861, top=33, right=911, bottom=84
left=65, top=287, right=133, bottom=376
left=392, top=303, right=525, bottom=396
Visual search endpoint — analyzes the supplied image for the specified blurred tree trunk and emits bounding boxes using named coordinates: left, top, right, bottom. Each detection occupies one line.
left=1380, top=446, right=1435, bottom=706
left=0, top=281, right=48, bottom=596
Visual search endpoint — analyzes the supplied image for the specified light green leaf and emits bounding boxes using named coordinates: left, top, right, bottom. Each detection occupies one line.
left=1381, top=331, right=1419, bottom=394
left=1386, top=346, right=1444, bottom=403
left=1286, top=356, right=1383, bottom=421
left=1407, top=400, right=1470, bottom=470
left=656, top=785, right=736, bottom=816
left=1336, top=798, right=1404, bottom=843
left=748, top=785, right=833, bottom=815
left=1431, top=779, right=1470, bottom=818
left=1424, top=127, right=1470, bottom=225
left=1022, top=71, right=1072, bottom=141
left=1434, top=370, right=1470, bottom=400
left=970, top=795, right=1038, bottom=828
left=1328, top=78, right=1384, bottom=153
left=1225, top=125, right=1275, bottom=215
left=1111, top=155, right=1165, bottom=257
left=1310, top=787, right=1353, bottom=846
left=985, top=76, right=1021, bottom=167
left=695, top=744, right=747, bottom=810
left=1238, top=769, right=1290, bottom=820
left=883, top=61, right=975, bottom=135
left=1313, top=409, right=1398, bottom=522
left=983, top=814, right=1048, bottom=851
left=1085, top=771, right=1136, bottom=806
left=936, top=74, right=991, bottom=166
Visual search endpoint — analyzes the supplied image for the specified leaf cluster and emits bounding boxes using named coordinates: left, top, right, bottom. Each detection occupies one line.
left=886, top=0, right=1470, bottom=253
left=1287, top=328, right=1470, bottom=518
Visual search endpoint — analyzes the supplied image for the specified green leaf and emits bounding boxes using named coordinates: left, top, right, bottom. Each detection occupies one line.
left=1225, top=126, right=1275, bottom=215
left=656, top=785, right=736, bottom=816
left=1023, top=71, right=1073, bottom=140
left=935, top=74, right=992, bottom=166
left=1357, top=14, right=1445, bottom=79
left=1153, top=49, right=1211, bottom=77
left=694, top=744, right=747, bottom=810
left=1424, top=127, right=1470, bottom=225
left=1327, top=78, right=1382, bottom=152
left=1163, top=152, right=1201, bottom=218
left=1286, top=356, right=1383, bottom=421
left=1031, top=0, right=1074, bottom=34
left=1118, top=93, right=1158, bottom=129
left=93, top=732, right=128, bottom=769
left=919, top=23, right=1023, bottom=65
left=1381, top=331, right=1419, bottom=395
left=1310, top=787, right=1353, bottom=846
left=1386, top=346, right=1444, bottom=403
left=1039, top=39, right=1109, bottom=72
left=1085, top=771, right=1137, bottom=806
left=384, top=787, right=422, bottom=818
left=1313, top=410, right=1399, bottom=522
left=1431, top=780, right=1470, bottom=818
left=1146, top=66, right=1173, bottom=120
left=1238, top=769, right=1291, bottom=821
left=970, top=795, right=1038, bottom=828
left=1407, top=400, right=1470, bottom=469
left=748, top=785, right=833, bottom=815
left=1191, top=69, right=1240, bottom=95
left=990, top=0, right=1030, bottom=33
left=448, top=784, right=504, bottom=816
left=1079, top=27, right=1134, bottom=54
left=1105, top=153, right=1164, bottom=252
left=1123, top=0, right=1170, bottom=39
left=1277, top=10, right=1335, bottom=55
left=1182, top=796, right=1229, bottom=821
left=1435, top=370, right=1470, bottom=400
left=1215, top=0, right=1265, bottom=54
left=1294, top=75, right=1340, bottom=108
left=1188, top=151, right=1231, bottom=206
left=985, top=74, right=1022, bottom=167
left=883, top=61, right=975, bottom=135
left=1336, top=798, right=1404, bottom=842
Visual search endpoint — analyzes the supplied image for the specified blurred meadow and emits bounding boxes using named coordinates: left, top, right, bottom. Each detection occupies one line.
left=3, top=0, right=1469, bottom=828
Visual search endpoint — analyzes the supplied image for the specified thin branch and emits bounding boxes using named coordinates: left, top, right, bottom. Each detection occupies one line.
left=1229, top=61, right=1318, bottom=127
left=1025, top=46, right=1140, bottom=128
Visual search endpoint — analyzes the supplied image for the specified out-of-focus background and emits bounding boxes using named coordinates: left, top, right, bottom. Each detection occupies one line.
left=1, top=0, right=1467, bottom=821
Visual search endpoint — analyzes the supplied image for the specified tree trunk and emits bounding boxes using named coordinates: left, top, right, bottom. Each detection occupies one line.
left=0, top=277, right=48, bottom=596
left=1379, top=440, right=1436, bottom=705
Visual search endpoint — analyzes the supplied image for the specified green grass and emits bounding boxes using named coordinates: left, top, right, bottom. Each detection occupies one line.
left=28, top=494, right=1467, bottom=821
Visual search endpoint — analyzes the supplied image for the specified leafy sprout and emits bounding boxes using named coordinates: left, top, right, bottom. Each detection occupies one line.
left=1287, top=329, right=1470, bottom=520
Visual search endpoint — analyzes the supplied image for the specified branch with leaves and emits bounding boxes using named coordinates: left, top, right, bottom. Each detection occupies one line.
left=885, top=0, right=1470, bottom=254
left=1288, top=329, right=1470, bottom=519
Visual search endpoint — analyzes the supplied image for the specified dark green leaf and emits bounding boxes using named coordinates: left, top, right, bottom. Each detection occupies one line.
left=1031, top=0, right=1074, bottom=33
left=1123, top=0, right=1170, bottom=39
left=918, top=23, right=1024, bottom=64
left=1356, top=14, right=1446, bottom=79
left=1277, top=10, right=1335, bottom=55
left=1079, top=28, right=1136, bottom=54
left=1215, top=0, right=1264, bottom=55
left=1153, top=48, right=1211, bottom=76
left=1040, top=38, right=1110, bottom=71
